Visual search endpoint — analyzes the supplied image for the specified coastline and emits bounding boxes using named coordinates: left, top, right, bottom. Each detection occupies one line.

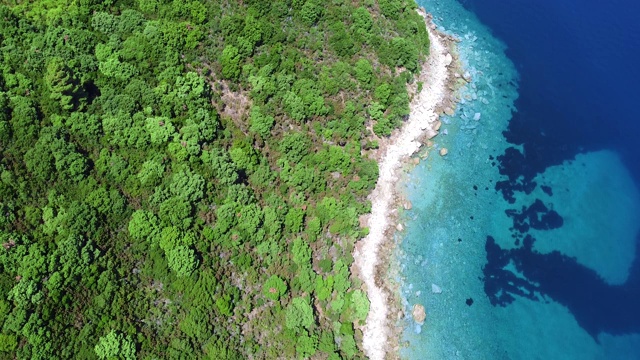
left=354, top=10, right=463, bottom=360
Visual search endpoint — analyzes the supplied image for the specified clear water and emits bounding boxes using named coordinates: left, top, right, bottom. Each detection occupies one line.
left=396, top=0, right=640, bottom=358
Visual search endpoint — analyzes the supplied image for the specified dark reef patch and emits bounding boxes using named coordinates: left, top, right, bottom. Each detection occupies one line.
left=466, top=298, right=474, bottom=306
left=482, top=234, right=640, bottom=339
left=505, top=199, right=563, bottom=234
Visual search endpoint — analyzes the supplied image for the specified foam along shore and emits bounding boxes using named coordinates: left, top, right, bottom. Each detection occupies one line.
left=354, top=10, right=456, bottom=360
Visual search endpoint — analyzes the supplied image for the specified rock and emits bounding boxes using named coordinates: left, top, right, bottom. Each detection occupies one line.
left=404, top=201, right=412, bottom=210
left=473, top=112, right=481, bottom=121
left=412, top=304, right=426, bottom=324
left=439, top=148, right=448, bottom=156
left=431, top=284, right=442, bottom=294
left=454, top=72, right=460, bottom=78
left=444, top=53, right=453, bottom=66
left=434, top=120, right=442, bottom=131
left=463, top=71, right=472, bottom=82
left=426, top=130, right=438, bottom=140
left=442, top=129, right=448, bottom=135
left=444, top=107, right=455, bottom=116
left=396, top=223, right=404, bottom=232
left=398, top=310, right=405, bottom=320
left=411, top=157, right=420, bottom=165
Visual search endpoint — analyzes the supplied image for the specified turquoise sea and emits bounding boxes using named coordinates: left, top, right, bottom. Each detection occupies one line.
left=397, top=0, right=640, bottom=358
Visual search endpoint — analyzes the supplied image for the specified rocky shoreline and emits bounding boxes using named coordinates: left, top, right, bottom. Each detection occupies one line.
left=354, top=9, right=466, bottom=360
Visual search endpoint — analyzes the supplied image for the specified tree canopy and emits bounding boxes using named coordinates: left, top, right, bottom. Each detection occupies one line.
left=0, top=0, right=430, bottom=358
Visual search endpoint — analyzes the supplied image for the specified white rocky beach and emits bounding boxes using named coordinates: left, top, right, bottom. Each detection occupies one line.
left=354, top=11, right=457, bottom=360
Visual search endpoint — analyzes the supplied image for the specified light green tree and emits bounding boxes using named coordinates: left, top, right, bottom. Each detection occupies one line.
left=350, top=290, right=370, bottom=322
left=296, top=332, right=318, bottom=358
left=128, top=210, right=159, bottom=240
left=145, top=117, right=176, bottom=144
left=167, top=245, right=199, bottom=277
left=262, top=275, right=287, bottom=300
left=285, top=297, right=314, bottom=330
left=94, top=330, right=136, bottom=360
left=249, top=106, right=274, bottom=138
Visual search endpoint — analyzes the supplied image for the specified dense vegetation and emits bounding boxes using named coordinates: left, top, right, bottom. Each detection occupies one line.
left=0, top=0, right=429, bottom=358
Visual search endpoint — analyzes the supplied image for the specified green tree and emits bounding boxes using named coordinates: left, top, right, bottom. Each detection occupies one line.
left=138, top=158, right=165, bottom=186
left=94, top=330, right=136, bottom=360
left=45, top=56, right=85, bottom=111
left=296, top=332, right=317, bottom=358
left=169, top=169, right=205, bottom=202
left=350, top=290, right=370, bottom=322
left=379, top=0, right=404, bottom=19
left=375, top=83, right=392, bottom=106
left=249, top=106, right=274, bottom=138
left=145, top=117, right=176, bottom=145
left=262, top=275, right=287, bottom=301
left=279, top=132, right=310, bottom=163
left=352, top=7, right=372, bottom=34
left=167, top=245, right=199, bottom=277
left=292, top=237, right=311, bottom=266
left=354, top=59, right=373, bottom=87
left=220, top=45, right=241, bottom=80
left=300, top=1, right=321, bottom=26
left=128, top=210, right=160, bottom=240
left=0, top=333, right=17, bottom=352
left=285, top=297, right=314, bottom=330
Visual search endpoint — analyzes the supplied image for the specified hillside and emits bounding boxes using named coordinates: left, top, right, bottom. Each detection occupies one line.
left=0, top=0, right=429, bottom=358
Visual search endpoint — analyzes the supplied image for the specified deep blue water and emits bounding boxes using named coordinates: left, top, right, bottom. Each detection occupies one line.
left=467, top=0, right=640, bottom=338
left=461, top=0, right=640, bottom=182
left=398, top=0, right=640, bottom=358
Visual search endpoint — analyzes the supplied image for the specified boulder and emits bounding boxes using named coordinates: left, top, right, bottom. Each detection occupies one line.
left=434, top=120, right=442, bottom=131
left=404, top=201, right=412, bottom=210
left=396, top=223, right=404, bottom=232
left=444, top=107, right=455, bottom=116
left=473, top=112, right=481, bottom=121
left=444, top=53, right=453, bottom=66
left=412, top=304, right=427, bottom=324
left=431, top=284, right=442, bottom=294
left=439, top=148, right=448, bottom=156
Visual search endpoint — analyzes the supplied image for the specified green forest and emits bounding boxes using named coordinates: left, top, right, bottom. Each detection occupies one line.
left=0, top=0, right=430, bottom=358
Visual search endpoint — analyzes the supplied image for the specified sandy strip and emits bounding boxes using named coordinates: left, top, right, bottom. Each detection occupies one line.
left=354, top=12, right=455, bottom=360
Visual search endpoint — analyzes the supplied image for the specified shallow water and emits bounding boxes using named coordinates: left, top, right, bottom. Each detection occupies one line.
left=397, top=0, right=640, bottom=358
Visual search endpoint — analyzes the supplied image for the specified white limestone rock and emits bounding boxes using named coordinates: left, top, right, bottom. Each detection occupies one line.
left=431, top=284, right=442, bottom=294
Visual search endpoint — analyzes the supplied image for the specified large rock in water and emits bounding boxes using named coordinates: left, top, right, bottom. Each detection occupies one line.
left=412, top=304, right=426, bottom=324
left=431, top=284, right=442, bottom=294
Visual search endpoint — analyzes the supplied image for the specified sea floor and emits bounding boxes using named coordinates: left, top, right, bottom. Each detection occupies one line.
left=396, top=0, right=640, bottom=358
